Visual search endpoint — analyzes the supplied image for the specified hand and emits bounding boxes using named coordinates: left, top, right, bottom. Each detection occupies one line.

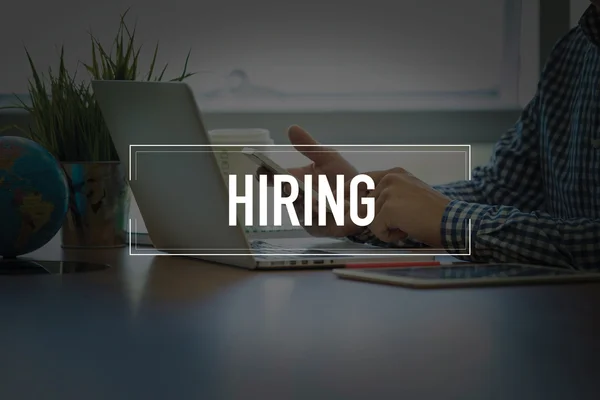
left=257, top=125, right=362, bottom=237
left=366, top=167, right=452, bottom=247
left=295, top=195, right=366, bottom=238
left=257, top=125, right=358, bottom=185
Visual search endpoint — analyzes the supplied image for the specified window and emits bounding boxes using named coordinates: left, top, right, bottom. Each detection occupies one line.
left=2, top=0, right=538, bottom=111
left=190, top=0, right=539, bottom=111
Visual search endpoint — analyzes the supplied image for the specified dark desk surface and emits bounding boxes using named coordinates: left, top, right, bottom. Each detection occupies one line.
left=1, top=236, right=600, bottom=400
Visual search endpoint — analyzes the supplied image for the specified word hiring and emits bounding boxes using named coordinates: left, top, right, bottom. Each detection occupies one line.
left=228, top=174, right=375, bottom=227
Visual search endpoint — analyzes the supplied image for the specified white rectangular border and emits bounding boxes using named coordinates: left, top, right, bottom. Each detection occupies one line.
left=128, top=144, right=472, bottom=257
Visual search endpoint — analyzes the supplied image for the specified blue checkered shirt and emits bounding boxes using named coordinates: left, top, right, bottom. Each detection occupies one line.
left=351, top=6, right=600, bottom=270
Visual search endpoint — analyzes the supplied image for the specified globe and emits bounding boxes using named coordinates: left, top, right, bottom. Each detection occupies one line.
left=0, top=136, right=69, bottom=258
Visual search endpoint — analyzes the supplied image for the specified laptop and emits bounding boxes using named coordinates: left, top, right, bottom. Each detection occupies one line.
left=92, top=80, right=435, bottom=269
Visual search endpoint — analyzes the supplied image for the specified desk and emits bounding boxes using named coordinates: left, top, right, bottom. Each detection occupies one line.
left=1, top=236, right=600, bottom=400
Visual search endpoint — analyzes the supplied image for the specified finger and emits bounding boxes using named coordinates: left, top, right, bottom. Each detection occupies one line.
left=343, top=190, right=370, bottom=222
left=363, top=170, right=390, bottom=185
left=373, top=189, right=389, bottom=214
left=371, top=173, right=406, bottom=199
left=368, top=227, right=409, bottom=245
left=311, top=210, right=356, bottom=237
left=296, top=198, right=359, bottom=237
left=288, top=125, right=336, bottom=164
left=370, top=203, right=407, bottom=243
left=287, top=164, right=315, bottom=182
left=362, top=185, right=391, bottom=216
left=326, top=225, right=360, bottom=237
left=321, top=199, right=361, bottom=236
left=362, top=167, right=410, bottom=188
left=300, top=205, right=339, bottom=237
left=385, top=229, right=410, bottom=244
left=342, top=178, right=371, bottom=199
left=360, top=170, right=396, bottom=188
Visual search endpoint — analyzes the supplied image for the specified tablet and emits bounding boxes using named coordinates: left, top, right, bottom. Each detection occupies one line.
left=332, top=263, right=600, bottom=288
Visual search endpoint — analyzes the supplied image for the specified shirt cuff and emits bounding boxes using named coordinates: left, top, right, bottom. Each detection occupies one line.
left=440, top=200, right=489, bottom=253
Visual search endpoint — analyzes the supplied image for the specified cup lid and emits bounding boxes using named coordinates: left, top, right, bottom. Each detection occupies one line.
left=208, top=128, right=271, bottom=144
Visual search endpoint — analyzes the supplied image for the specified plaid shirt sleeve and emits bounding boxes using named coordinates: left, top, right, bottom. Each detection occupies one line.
left=348, top=94, right=546, bottom=251
left=433, top=85, right=544, bottom=210
left=436, top=33, right=600, bottom=270
left=440, top=201, right=600, bottom=270
left=348, top=38, right=600, bottom=270
left=348, top=99, right=600, bottom=270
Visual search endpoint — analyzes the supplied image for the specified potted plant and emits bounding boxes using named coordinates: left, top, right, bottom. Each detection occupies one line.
left=3, top=10, right=194, bottom=248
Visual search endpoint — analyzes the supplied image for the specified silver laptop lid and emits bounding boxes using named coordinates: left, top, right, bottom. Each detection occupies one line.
left=92, top=81, right=253, bottom=259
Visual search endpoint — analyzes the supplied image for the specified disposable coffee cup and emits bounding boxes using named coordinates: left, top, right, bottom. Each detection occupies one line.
left=208, top=128, right=275, bottom=227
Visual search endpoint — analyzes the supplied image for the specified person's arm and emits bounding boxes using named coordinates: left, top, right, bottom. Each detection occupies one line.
left=348, top=94, right=543, bottom=249
left=347, top=33, right=600, bottom=269
left=433, top=93, right=543, bottom=211
left=348, top=100, right=600, bottom=269
left=442, top=202, right=600, bottom=270
left=438, top=63, right=600, bottom=268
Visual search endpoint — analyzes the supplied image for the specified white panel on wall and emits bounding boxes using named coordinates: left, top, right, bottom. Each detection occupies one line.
left=2, top=0, right=538, bottom=111
left=519, top=0, right=539, bottom=107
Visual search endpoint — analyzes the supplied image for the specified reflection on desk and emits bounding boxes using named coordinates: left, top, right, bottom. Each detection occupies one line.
left=0, top=234, right=599, bottom=400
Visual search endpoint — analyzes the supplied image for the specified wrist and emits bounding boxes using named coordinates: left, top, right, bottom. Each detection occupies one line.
left=440, top=200, right=488, bottom=253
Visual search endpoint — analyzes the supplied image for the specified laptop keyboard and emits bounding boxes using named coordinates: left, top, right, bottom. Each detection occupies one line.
left=250, top=240, right=343, bottom=258
left=251, top=241, right=294, bottom=254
